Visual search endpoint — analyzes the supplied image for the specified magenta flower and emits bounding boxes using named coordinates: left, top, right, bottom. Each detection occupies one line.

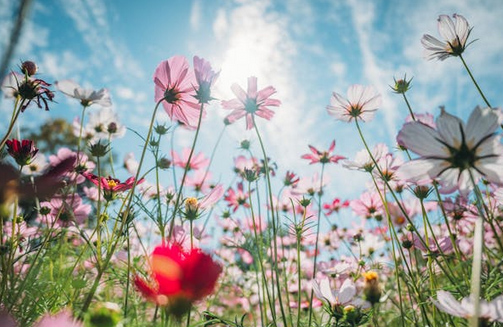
left=5, top=139, right=39, bottom=166
left=2, top=72, right=55, bottom=112
left=301, top=140, right=345, bottom=165
left=224, top=182, right=251, bottom=212
left=193, top=56, right=219, bottom=104
left=83, top=173, right=144, bottom=201
left=153, top=56, right=201, bottom=127
left=221, top=76, right=281, bottom=130
left=327, top=85, right=381, bottom=122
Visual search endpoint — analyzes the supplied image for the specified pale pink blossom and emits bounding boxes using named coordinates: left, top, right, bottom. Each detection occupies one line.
left=301, top=140, right=345, bottom=165
left=221, top=76, right=281, bottom=130
left=397, top=107, right=503, bottom=194
left=193, top=56, right=219, bottom=104
left=171, top=148, right=209, bottom=171
left=433, top=290, right=503, bottom=322
left=421, top=14, right=471, bottom=61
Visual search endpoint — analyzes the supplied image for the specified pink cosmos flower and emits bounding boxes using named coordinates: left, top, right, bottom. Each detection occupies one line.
left=193, top=56, right=219, bottom=104
left=185, top=169, right=213, bottom=193
left=39, top=194, right=91, bottom=227
left=171, top=148, right=209, bottom=171
left=350, top=191, right=384, bottom=219
left=154, top=56, right=201, bottom=127
left=343, top=143, right=388, bottom=172
left=396, top=106, right=503, bottom=194
left=323, top=198, right=349, bottom=216
left=421, top=14, right=471, bottom=61
left=0, top=310, right=83, bottom=327
left=50, top=147, right=95, bottom=184
left=224, top=182, right=251, bottom=212
left=327, top=85, right=381, bottom=122
left=221, top=76, right=281, bottom=130
left=301, top=140, right=346, bottom=165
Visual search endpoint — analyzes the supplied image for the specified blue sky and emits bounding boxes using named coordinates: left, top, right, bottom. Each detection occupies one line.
left=1, top=0, right=503, bottom=204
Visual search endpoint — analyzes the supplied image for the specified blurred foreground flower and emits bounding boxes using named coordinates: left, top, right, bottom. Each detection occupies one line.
left=397, top=106, right=503, bottom=194
left=327, top=85, right=381, bottom=122
left=0, top=309, right=83, bottom=327
left=421, top=14, right=471, bottom=61
left=56, top=80, right=112, bottom=107
left=221, top=76, right=281, bottom=130
left=154, top=55, right=200, bottom=127
left=135, top=244, right=222, bottom=316
left=433, top=290, right=503, bottom=322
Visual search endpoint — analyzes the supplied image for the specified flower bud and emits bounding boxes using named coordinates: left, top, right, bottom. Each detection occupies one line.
left=21, top=61, right=37, bottom=76
left=362, top=271, right=381, bottom=305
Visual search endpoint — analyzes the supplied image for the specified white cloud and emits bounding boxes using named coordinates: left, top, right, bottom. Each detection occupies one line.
left=190, top=0, right=201, bottom=31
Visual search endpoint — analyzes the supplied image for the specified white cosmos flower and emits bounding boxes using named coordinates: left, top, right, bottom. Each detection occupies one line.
left=421, top=14, right=471, bottom=61
left=56, top=80, right=112, bottom=107
left=327, top=85, right=381, bottom=123
left=396, top=106, right=503, bottom=194
left=75, top=107, right=126, bottom=141
left=312, top=278, right=364, bottom=308
left=433, top=290, right=503, bottom=322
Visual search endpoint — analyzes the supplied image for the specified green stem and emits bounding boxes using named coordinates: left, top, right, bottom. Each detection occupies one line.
left=459, top=54, right=491, bottom=108
left=402, top=93, right=415, bottom=121
left=253, top=118, right=289, bottom=327
left=167, top=103, right=205, bottom=241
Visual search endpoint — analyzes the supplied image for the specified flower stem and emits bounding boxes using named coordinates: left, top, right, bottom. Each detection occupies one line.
left=402, top=93, right=415, bottom=121
left=253, top=118, right=289, bottom=327
left=167, top=103, right=205, bottom=241
left=459, top=54, right=492, bottom=108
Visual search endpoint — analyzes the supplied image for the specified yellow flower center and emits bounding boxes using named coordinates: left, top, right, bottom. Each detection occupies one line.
left=363, top=271, right=378, bottom=282
left=185, top=197, right=198, bottom=212
left=107, top=180, right=118, bottom=188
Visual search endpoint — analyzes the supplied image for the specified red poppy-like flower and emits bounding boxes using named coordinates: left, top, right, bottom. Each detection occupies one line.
left=301, top=140, right=346, bottom=165
left=5, top=139, right=39, bottom=166
left=135, top=244, right=222, bottom=316
left=83, top=173, right=144, bottom=201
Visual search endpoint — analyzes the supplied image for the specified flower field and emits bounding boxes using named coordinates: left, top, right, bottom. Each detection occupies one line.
left=1, top=10, right=503, bottom=327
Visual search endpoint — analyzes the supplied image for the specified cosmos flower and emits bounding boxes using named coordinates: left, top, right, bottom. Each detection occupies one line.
left=396, top=106, right=503, bottom=194
left=323, top=198, right=349, bottom=216
left=433, top=290, right=503, bottom=322
left=56, top=80, right=112, bottom=107
left=0, top=310, right=83, bottom=327
left=312, top=278, right=361, bottom=309
left=134, top=244, right=222, bottom=316
left=171, top=148, right=209, bottom=171
left=301, top=140, right=345, bottom=164
left=421, top=14, right=471, bottom=61
left=2, top=72, right=55, bottom=111
left=5, top=139, right=39, bottom=166
left=153, top=56, right=201, bottom=128
left=39, top=194, right=91, bottom=227
left=224, top=182, right=251, bottom=212
left=193, top=56, right=219, bottom=104
left=83, top=173, right=144, bottom=201
left=183, top=184, right=224, bottom=220
left=74, top=107, right=126, bottom=141
left=221, top=76, right=281, bottom=130
left=327, top=85, right=381, bottom=122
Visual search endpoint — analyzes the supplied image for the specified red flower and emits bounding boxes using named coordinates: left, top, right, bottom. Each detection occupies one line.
left=301, top=140, right=345, bottom=165
left=6, top=139, right=39, bottom=166
left=135, top=244, right=222, bottom=316
left=83, top=173, right=144, bottom=201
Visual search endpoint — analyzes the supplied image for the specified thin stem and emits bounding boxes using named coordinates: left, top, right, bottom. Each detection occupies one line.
left=167, top=103, right=205, bottom=241
left=459, top=54, right=491, bottom=108
left=253, top=118, right=289, bottom=327
left=402, top=93, right=415, bottom=121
